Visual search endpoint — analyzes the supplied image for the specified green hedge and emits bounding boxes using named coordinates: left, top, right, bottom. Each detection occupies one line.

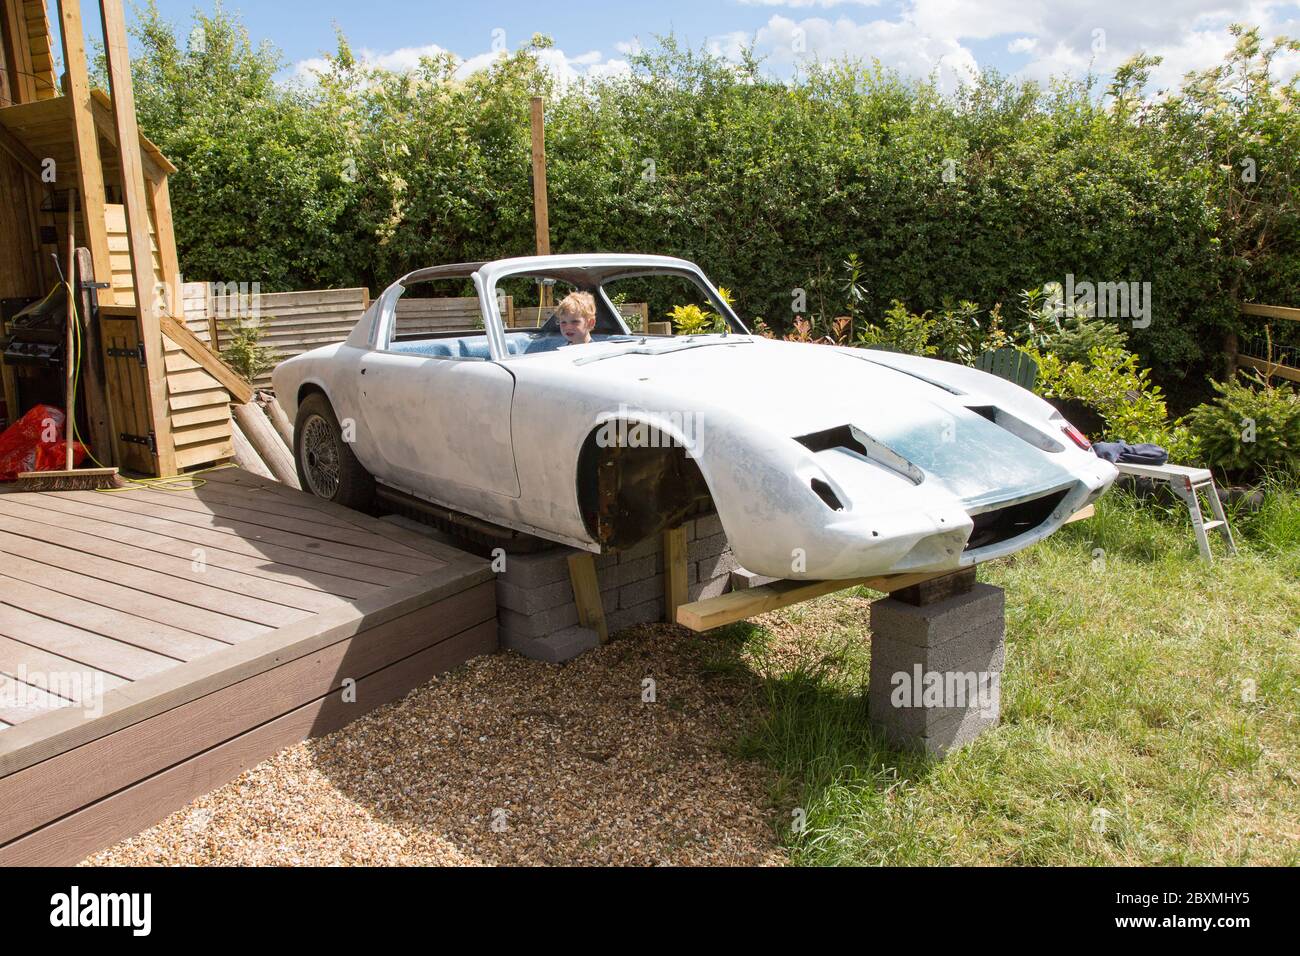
left=123, top=7, right=1300, bottom=408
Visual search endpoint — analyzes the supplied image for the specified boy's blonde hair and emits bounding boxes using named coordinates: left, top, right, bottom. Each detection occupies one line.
left=553, top=291, right=596, bottom=322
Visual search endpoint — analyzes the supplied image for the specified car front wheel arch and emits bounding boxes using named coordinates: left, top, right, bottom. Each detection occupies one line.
left=576, top=422, right=716, bottom=552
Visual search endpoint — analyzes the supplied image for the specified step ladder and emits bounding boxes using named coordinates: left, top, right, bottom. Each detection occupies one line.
left=1115, top=463, right=1237, bottom=564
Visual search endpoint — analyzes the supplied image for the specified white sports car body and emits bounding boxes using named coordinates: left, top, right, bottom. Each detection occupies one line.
left=273, top=254, right=1116, bottom=580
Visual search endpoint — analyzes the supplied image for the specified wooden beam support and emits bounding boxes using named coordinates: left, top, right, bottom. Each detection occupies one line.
left=2, top=0, right=36, bottom=102
left=159, top=313, right=253, bottom=404
left=149, top=175, right=180, bottom=317
left=567, top=552, right=608, bottom=644
left=56, top=0, right=115, bottom=306
left=890, top=567, right=975, bottom=607
left=0, top=118, right=41, bottom=180
left=1064, top=503, right=1094, bottom=524
left=99, top=0, right=175, bottom=475
left=88, top=89, right=172, bottom=183
left=676, top=569, right=952, bottom=633
left=663, top=525, right=688, bottom=625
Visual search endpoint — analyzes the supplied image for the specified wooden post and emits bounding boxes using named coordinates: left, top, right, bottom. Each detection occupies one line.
left=2, top=1, right=36, bottom=102
left=73, top=246, right=115, bottom=464
left=529, top=96, right=552, bottom=307
left=57, top=0, right=115, bottom=306
left=567, top=552, right=608, bottom=644
left=149, top=175, right=181, bottom=318
left=663, top=526, right=688, bottom=625
left=99, top=0, right=176, bottom=475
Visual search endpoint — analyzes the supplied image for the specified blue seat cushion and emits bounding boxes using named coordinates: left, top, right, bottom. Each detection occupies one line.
left=389, top=332, right=632, bottom=359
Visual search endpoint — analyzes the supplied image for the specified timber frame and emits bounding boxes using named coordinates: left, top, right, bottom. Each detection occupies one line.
left=0, top=0, right=249, bottom=476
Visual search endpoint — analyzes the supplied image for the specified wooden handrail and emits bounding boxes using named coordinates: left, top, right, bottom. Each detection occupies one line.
left=1242, top=303, right=1300, bottom=323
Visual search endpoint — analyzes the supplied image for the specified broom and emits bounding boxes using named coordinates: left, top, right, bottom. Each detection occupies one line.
left=15, top=188, right=121, bottom=492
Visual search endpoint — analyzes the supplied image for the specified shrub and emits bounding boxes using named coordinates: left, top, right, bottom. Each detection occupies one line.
left=220, top=319, right=278, bottom=382
left=1186, top=374, right=1300, bottom=481
left=667, top=303, right=723, bottom=335
left=1031, top=345, right=1199, bottom=461
left=856, top=301, right=937, bottom=355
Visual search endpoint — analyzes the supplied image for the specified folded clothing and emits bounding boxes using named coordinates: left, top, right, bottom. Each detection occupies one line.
left=1092, top=441, right=1169, bottom=465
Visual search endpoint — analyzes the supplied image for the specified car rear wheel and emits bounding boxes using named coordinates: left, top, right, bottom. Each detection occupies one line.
left=294, top=392, right=375, bottom=512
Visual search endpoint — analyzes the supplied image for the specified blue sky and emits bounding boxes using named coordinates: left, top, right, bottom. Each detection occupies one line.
left=65, top=1, right=1300, bottom=93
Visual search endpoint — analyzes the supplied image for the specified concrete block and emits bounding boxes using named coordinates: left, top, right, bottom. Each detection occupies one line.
left=730, top=566, right=780, bottom=590
left=619, top=572, right=664, bottom=610
left=695, top=549, right=738, bottom=582
left=501, top=625, right=600, bottom=664
left=618, top=535, right=661, bottom=562
left=595, top=550, right=619, bottom=572
left=875, top=705, right=999, bottom=758
left=499, top=548, right=573, bottom=589
left=870, top=617, right=1005, bottom=678
left=869, top=667, right=1001, bottom=736
left=608, top=597, right=664, bottom=633
left=610, top=555, right=656, bottom=588
left=694, top=513, right=724, bottom=538
left=867, top=584, right=1005, bottom=755
left=687, top=562, right=698, bottom=585
left=688, top=532, right=729, bottom=563
left=687, top=573, right=730, bottom=603
left=495, top=577, right=575, bottom=616
left=499, top=601, right=581, bottom=641
left=868, top=583, right=1005, bottom=650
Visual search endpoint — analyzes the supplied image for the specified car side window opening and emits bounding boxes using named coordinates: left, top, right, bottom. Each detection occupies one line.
left=380, top=274, right=494, bottom=360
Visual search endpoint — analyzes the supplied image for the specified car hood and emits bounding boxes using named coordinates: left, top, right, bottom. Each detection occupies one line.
left=544, top=337, right=1078, bottom=509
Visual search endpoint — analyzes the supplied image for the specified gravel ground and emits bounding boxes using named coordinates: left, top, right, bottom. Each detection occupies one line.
left=83, top=624, right=787, bottom=867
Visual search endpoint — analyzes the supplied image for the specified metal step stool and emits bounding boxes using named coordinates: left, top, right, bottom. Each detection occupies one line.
left=1115, top=462, right=1237, bottom=564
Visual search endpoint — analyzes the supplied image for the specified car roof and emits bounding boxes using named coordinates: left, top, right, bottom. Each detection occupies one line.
left=399, top=254, right=704, bottom=289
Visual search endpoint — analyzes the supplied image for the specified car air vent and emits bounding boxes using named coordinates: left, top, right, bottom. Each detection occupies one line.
left=964, top=405, right=1065, bottom=453
left=796, top=425, right=868, bottom=456
left=810, top=478, right=844, bottom=511
left=795, top=425, right=924, bottom=485
left=964, top=488, right=1069, bottom=551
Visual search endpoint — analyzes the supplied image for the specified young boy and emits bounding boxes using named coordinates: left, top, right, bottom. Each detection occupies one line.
left=554, top=291, right=597, bottom=345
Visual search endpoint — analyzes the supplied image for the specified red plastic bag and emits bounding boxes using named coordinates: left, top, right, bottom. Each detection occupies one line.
left=0, top=404, right=85, bottom=481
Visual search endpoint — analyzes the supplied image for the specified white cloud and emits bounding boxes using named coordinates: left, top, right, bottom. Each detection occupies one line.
left=706, top=0, right=1300, bottom=94
left=289, top=1, right=1300, bottom=95
left=289, top=42, right=629, bottom=89
left=738, top=0, right=883, bottom=6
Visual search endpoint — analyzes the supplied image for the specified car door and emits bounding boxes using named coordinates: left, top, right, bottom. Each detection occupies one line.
left=355, top=348, right=520, bottom=500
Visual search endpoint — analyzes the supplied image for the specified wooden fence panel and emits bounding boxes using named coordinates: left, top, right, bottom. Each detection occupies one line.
left=185, top=283, right=659, bottom=389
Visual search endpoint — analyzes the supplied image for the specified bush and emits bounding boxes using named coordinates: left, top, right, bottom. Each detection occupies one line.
left=1187, top=374, right=1300, bottom=481
left=122, top=7, right=1300, bottom=406
left=220, top=319, right=278, bottom=382
left=1031, top=345, right=1199, bottom=461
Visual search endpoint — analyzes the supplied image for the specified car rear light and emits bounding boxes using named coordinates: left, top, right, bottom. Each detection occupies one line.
left=1061, top=422, right=1091, bottom=450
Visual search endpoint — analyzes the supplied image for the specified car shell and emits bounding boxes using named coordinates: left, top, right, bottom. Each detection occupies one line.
left=273, top=254, right=1116, bottom=580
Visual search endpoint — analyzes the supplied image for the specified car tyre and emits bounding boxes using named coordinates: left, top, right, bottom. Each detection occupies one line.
left=294, top=392, right=375, bottom=512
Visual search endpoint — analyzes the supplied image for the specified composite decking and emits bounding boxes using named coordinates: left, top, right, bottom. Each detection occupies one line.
left=0, top=466, right=495, bottom=865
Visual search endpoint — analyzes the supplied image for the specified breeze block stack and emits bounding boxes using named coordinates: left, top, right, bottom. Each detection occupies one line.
left=866, top=583, right=1006, bottom=756
left=494, top=513, right=737, bottom=662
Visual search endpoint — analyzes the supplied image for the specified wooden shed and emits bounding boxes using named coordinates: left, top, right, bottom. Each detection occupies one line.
left=0, top=0, right=249, bottom=477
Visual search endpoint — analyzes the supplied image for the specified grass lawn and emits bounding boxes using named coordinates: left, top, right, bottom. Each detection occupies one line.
left=705, top=485, right=1299, bottom=865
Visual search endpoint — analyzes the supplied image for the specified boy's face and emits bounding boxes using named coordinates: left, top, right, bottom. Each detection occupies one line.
left=559, top=312, right=595, bottom=343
